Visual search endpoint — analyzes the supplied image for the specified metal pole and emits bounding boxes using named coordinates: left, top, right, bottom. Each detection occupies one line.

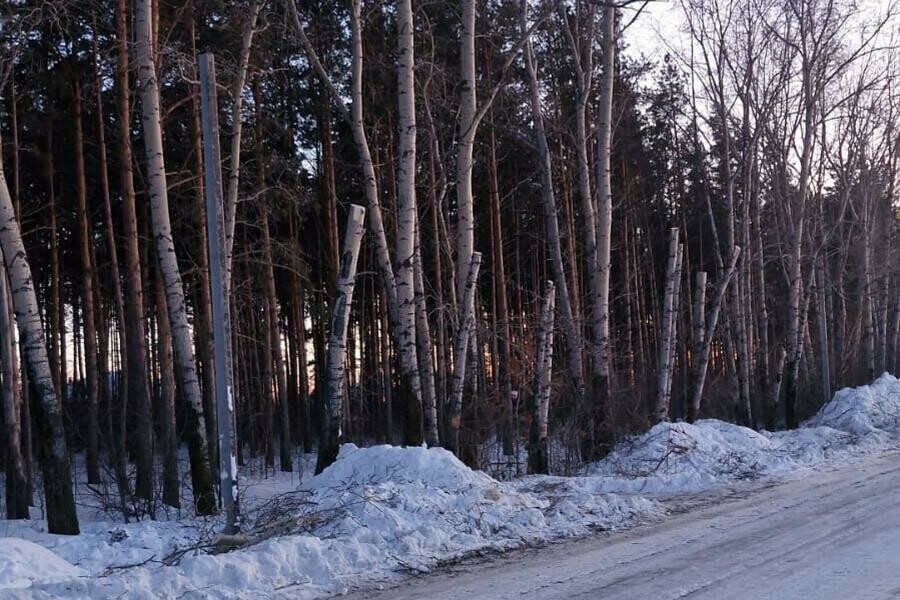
left=198, top=52, right=239, bottom=533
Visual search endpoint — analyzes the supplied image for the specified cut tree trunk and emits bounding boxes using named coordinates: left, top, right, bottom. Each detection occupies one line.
left=654, top=229, right=681, bottom=422
left=688, top=247, right=741, bottom=423
left=316, top=205, right=366, bottom=474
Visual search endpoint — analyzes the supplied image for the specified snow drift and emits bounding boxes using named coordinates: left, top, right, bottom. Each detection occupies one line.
left=587, top=373, right=900, bottom=493
left=0, top=538, right=85, bottom=589
left=6, top=444, right=659, bottom=599
left=807, top=372, right=900, bottom=436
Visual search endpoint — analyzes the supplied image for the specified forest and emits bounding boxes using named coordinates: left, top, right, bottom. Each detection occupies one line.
left=0, top=0, right=898, bottom=541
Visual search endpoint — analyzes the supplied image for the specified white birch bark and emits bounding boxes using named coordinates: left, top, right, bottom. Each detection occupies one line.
left=533, top=280, right=556, bottom=468
left=594, top=3, right=615, bottom=402
left=665, top=247, right=684, bottom=411
left=692, top=271, right=708, bottom=367
left=0, top=259, right=28, bottom=519
left=288, top=0, right=429, bottom=443
left=535, top=284, right=556, bottom=430
left=654, top=230, right=681, bottom=422
left=0, top=157, right=78, bottom=533
left=447, top=252, right=482, bottom=456
left=455, top=0, right=477, bottom=314
left=135, top=0, right=216, bottom=514
left=395, top=0, right=424, bottom=444
left=316, top=204, right=366, bottom=474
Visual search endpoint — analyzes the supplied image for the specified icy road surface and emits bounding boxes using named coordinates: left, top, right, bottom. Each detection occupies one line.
left=346, top=450, right=900, bottom=600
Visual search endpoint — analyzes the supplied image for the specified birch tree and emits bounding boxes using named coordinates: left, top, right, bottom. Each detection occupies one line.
left=529, top=281, right=556, bottom=475
left=0, top=258, right=28, bottom=519
left=316, top=204, right=366, bottom=474
left=0, top=151, right=78, bottom=534
left=135, top=0, right=215, bottom=514
left=447, top=252, right=483, bottom=457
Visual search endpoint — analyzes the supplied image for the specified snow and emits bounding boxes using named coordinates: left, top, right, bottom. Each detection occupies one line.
left=1, top=373, right=898, bottom=598
left=585, top=373, right=900, bottom=494
left=0, top=538, right=85, bottom=589
left=806, top=372, right=900, bottom=436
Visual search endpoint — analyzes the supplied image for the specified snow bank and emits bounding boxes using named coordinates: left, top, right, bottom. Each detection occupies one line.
left=0, top=538, right=85, bottom=590
left=806, top=373, right=900, bottom=436
left=586, top=373, right=900, bottom=494
left=3, top=374, right=898, bottom=598
left=10, top=444, right=659, bottom=599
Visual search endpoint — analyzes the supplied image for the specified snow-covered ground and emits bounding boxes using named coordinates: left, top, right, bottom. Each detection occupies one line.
left=1, top=373, right=898, bottom=599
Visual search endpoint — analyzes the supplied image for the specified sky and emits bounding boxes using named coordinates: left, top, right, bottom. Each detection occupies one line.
left=623, top=1, right=684, bottom=62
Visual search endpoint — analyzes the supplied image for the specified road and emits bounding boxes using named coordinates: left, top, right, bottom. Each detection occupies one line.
left=346, top=451, right=900, bottom=600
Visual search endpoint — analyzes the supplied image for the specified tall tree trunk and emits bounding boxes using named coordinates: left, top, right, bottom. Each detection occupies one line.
left=0, top=157, right=78, bottom=534
left=654, top=230, right=681, bottom=422
left=487, top=121, right=514, bottom=455
left=44, top=129, right=62, bottom=399
left=815, top=255, right=831, bottom=402
left=318, top=98, right=340, bottom=296
left=414, top=241, right=439, bottom=447
left=116, top=0, right=154, bottom=502
left=223, top=1, right=262, bottom=295
left=187, top=6, right=219, bottom=479
left=135, top=0, right=216, bottom=514
left=528, top=281, right=555, bottom=475
left=456, top=0, right=477, bottom=320
left=153, top=266, right=180, bottom=508
left=592, top=5, right=616, bottom=446
left=447, top=252, right=483, bottom=456
left=395, top=0, right=425, bottom=447
left=261, top=202, right=293, bottom=471
left=73, top=83, right=101, bottom=485
left=92, top=27, right=132, bottom=509
left=0, top=260, right=28, bottom=519
left=316, top=205, right=366, bottom=474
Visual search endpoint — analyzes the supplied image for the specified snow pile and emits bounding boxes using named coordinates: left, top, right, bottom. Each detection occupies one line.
left=0, top=538, right=85, bottom=589
left=10, top=444, right=659, bottom=599
left=587, top=373, right=900, bottom=493
left=586, top=420, right=781, bottom=492
left=806, top=373, right=900, bottom=436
